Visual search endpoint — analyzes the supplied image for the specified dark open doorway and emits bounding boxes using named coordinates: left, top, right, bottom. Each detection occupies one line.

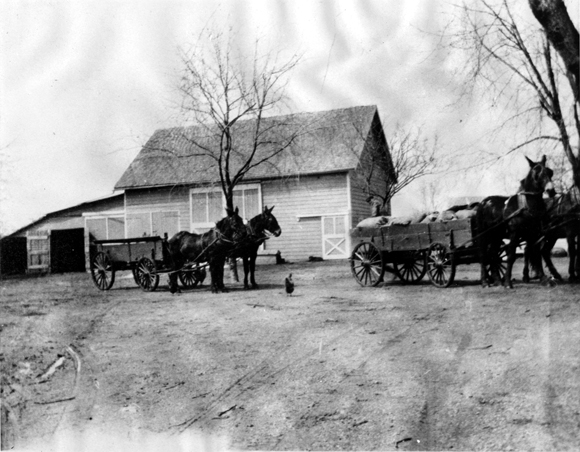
left=0, top=237, right=27, bottom=276
left=50, top=228, right=86, bottom=273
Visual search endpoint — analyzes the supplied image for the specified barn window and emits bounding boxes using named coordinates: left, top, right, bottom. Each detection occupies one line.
left=86, top=218, right=107, bottom=240
left=233, top=187, right=260, bottom=221
left=190, top=184, right=261, bottom=232
left=191, top=191, right=223, bottom=224
left=86, top=216, right=125, bottom=240
left=108, top=217, right=125, bottom=238
left=126, top=213, right=150, bottom=237
left=126, top=211, right=179, bottom=238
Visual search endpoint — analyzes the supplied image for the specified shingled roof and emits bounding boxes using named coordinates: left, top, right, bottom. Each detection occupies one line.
left=115, top=105, right=389, bottom=189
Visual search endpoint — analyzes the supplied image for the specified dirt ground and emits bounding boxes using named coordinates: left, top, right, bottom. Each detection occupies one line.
left=1, top=258, right=579, bottom=451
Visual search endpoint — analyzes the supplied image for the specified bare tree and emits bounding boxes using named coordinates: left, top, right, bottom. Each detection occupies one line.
left=177, top=29, right=302, bottom=210
left=448, top=0, right=579, bottom=187
left=350, top=121, right=438, bottom=216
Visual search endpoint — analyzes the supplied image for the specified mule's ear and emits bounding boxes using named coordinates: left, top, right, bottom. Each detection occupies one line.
left=525, top=156, right=535, bottom=167
left=235, top=206, right=239, bottom=215
left=541, top=155, right=547, bottom=165
left=269, top=205, right=275, bottom=212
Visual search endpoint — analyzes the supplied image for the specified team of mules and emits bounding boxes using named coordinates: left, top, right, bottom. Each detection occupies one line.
left=166, top=206, right=282, bottom=293
left=229, top=206, right=282, bottom=290
left=476, top=155, right=579, bottom=288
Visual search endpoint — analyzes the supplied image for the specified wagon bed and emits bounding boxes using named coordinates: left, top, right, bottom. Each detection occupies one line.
left=89, top=236, right=206, bottom=291
left=350, top=217, right=505, bottom=288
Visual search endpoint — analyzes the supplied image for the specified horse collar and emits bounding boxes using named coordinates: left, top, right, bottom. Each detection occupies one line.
left=513, top=191, right=547, bottom=215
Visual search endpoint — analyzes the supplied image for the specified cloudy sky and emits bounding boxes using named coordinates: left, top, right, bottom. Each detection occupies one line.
left=1, top=0, right=577, bottom=235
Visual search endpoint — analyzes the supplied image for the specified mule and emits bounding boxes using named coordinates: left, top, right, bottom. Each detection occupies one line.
left=476, top=155, right=556, bottom=288
left=475, top=195, right=509, bottom=286
left=167, top=207, right=247, bottom=293
left=229, top=206, right=282, bottom=289
left=523, top=185, right=580, bottom=282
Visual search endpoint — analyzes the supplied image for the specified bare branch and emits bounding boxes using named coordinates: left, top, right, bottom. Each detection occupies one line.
left=173, top=29, right=302, bottom=209
left=443, top=0, right=579, bottom=185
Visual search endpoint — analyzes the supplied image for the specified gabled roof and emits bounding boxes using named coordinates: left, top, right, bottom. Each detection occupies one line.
left=115, top=105, right=389, bottom=189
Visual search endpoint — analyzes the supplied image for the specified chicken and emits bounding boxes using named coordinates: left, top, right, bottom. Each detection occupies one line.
left=285, top=273, right=294, bottom=296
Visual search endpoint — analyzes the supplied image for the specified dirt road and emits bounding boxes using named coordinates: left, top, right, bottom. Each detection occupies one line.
left=1, top=259, right=579, bottom=451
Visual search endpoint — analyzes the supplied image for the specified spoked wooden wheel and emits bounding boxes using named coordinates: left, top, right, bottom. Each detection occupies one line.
left=484, top=241, right=508, bottom=284
left=178, top=266, right=206, bottom=289
left=351, top=242, right=384, bottom=287
left=393, top=252, right=427, bottom=283
left=134, top=257, right=159, bottom=292
left=426, top=242, right=456, bottom=288
left=91, top=252, right=115, bottom=290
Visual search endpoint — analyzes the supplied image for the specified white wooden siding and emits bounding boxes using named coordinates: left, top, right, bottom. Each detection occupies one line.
left=262, top=173, right=348, bottom=262
left=122, top=174, right=351, bottom=262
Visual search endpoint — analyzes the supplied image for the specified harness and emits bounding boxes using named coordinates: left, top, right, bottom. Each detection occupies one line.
left=519, top=186, right=580, bottom=247
left=506, top=191, right=545, bottom=218
left=187, top=228, right=240, bottom=266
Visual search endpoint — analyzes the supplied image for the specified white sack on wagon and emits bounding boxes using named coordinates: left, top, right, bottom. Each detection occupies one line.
left=421, top=210, right=458, bottom=223
left=454, top=209, right=476, bottom=220
left=436, top=211, right=458, bottom=222
left=421, top=212, right=439, bottom=223
left=356, top=216, right=390, bottom=228
left=387, top=213, right=427, bottom=226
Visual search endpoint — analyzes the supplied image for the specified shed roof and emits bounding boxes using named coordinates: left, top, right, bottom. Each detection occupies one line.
left=4, top=193, right=124, bottom=238
left=115, top=105, right=388, bottom=189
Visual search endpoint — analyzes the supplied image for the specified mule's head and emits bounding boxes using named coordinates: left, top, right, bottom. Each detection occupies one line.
left=259, top=205, right=282, bottom=237
left=217, top=207, right=247, bottom=241
left=524, top=155, right=556, bottom=198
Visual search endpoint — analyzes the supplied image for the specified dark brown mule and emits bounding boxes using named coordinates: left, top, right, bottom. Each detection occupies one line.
left=476, top=155, right=556, bottom=288
left=523, top=185, right=580, bottom=282
left=167, top=207, right=247, bottom=293
left=229, top=206, right=282, bottom=289
left=475, top=195, right=509, bottom=286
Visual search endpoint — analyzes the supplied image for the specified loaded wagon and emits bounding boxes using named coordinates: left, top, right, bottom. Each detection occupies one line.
left=350, top=217, right=506, bottom=288
left=89, top=236, right=206, bottom=291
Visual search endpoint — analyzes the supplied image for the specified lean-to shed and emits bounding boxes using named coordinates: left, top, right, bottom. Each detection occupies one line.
left=1, top=194, right=124, bottom=275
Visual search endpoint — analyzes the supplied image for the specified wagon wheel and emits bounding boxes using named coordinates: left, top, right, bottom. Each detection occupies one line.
left=351, top=242, right=384, bottom=287
left=91, top=252, right=115, bottom=290
left=134, top=257, right=159, bottom=292
left=426, top=242, right=456, bottom=288
left=393, top=252, right=427, bottom=283
left=484, top=241, right=508, bottom=284
left=132, top=268, right=139, bottom=285
left=178, top=265, right=207, bottom=289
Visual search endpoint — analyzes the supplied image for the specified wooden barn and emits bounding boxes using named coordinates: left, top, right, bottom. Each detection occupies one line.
left=114, top=105, right=395, bottom=262
left=0, top=194, right=124, bottom=276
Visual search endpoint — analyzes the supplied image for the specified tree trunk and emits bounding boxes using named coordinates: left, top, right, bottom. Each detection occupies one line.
left=529, top=0, right=580, bottom=103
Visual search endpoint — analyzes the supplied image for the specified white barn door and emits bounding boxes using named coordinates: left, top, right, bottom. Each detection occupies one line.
left=27, top=231, right=50, bottom=273
left=322, top=215, right=348, bottom=259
